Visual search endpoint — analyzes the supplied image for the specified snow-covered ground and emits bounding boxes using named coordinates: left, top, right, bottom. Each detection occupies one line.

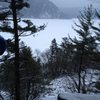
left=0, top=91, right=10, bottom=100
left=39, top=69, right=100, bottom=100
left=41, top=96, right=57, bottom=100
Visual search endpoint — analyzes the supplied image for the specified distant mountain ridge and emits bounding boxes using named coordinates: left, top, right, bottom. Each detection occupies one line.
left=1, top=0, right=94, bottom=19
left=21, top=0, right=65, bottom=19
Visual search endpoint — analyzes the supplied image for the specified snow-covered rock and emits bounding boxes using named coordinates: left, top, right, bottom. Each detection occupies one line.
left=58, top=93, right=100, bottom=100
left=41, top=93, right=100, bottom=100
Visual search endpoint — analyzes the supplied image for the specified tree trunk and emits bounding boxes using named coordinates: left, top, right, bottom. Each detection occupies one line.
left=11, top=0, right=20, bottom=100
left=78, top=44, right=84, bottom=93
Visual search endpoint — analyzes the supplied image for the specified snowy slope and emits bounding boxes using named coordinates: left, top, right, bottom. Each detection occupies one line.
left=39, top=69, right=100, bottom=100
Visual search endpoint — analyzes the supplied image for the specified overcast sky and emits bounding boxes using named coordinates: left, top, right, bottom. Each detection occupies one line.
left=50, top=0, right=99, bottom=8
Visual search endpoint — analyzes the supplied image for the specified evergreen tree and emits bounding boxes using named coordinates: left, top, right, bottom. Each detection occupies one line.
left=48, top=38, right=62, bottom=77
left=69, top=6, right=97, bottom=93
left=91, top=10, right=100, bottom=70
left=0, top=42, right=42, bottom=99
left=48, top=38, right=57, bottom=77
left=0, top=0, right=45, bottom=100
left=60, top=37, right=75, bottom=74
left=19, top=45, right=42, bottom=100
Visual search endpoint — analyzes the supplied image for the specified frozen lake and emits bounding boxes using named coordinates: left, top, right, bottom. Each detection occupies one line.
left=0, top=18, right=99, bottom=53
left=20, top=18, right=77, bottom=52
